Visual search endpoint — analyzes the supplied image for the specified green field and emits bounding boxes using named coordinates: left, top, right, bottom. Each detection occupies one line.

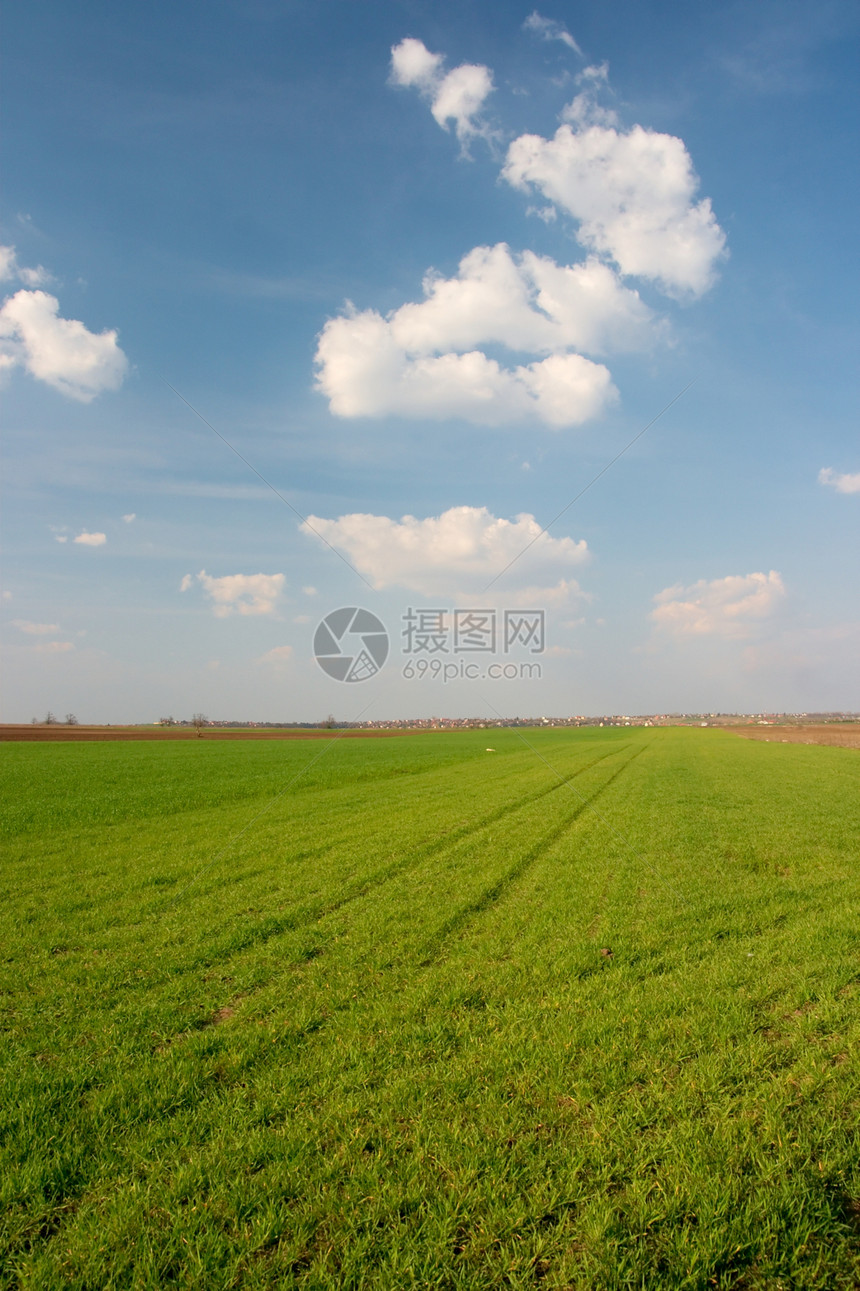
left=2, top=728, right=859, bottom=1288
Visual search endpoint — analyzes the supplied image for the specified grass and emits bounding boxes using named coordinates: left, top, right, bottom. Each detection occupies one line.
left=1, top=727, right=859, bottom=1288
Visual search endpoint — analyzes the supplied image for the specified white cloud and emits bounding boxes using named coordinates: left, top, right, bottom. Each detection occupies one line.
left=18, top=265, right=53, bottom=288
left=503, top=92, right=726, bottom=296
left=0, top=244, right=52, bottom=287
left=389, top=244, right=656, bottom=356
left=390, top=38, right=494, bottom=145
left=12, top=620, right=59, bottom=635
left=302, top=586, right=318, bottom=596
left=373, top=45, right=721, bottom=430
left=316, top=312, right=614, bottom=428
left=314, top=243, right=647, bottom=428
left=523, top=12, right=582, bottom=55
left=55, top=536, right=68, bottom=544
left=389, top=35, right=443, bottom=88
left=73, top=531, right=106, bottom=547
left=301, top=505, right=588, bottom=602
left=122, top=513, right=136, bottom=523
left=561, top=64, right=619, bottom=128
left=34, top=640, right=74, bottom=654
left=0, top=247, right=16, bottom=281
left=0, top=288, right=128, bottom=401
left=179, top=574, right=194, bottom=592
left=526, top=203, right=558, bottom=224
left=258, top=645, right=293, bottom=665
left=819, top=467, right=860, bottom=495
left=508, top=578, right=588, bottom=608
left=651, top=571, right=785, bottom=639
left=189, top=570, right=285, bottom=617
left=431, top=64, right=494, bottom=140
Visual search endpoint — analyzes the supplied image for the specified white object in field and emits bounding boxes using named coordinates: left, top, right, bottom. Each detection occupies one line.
left=486, top=747, right=495, bottom=752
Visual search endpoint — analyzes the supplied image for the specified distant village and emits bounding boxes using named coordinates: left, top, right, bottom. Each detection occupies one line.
left=155, top=712, right=860, bottom=731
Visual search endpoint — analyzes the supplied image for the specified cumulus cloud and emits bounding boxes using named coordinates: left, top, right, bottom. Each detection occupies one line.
left=330, top=43, right=723, bottom=430
left=388, top=244, right=655, bottom=356
left=390, top=38, right=494, bottom=145
left=34, top=640, right=74, bottom=654
left=122, top=513, right=136, bottom=523
left=12, top=620, right=59, bottom=635
left=258, top=645, right=293, bottom=665
left=316, top=317, right=614, bottom=428
left=301, top=505, right=588, bottom=602
left=314, top=243, right=649, bottom=428
left=503, top=82, right=726, bottom=296
left=523, top=11, right=582, bottom=54
left=651, top=571, right=785, bottom=639
left=0, top=287, right=128, bottom=401
left=183, top=570, right=285, bottom=617
left=73, top=531, right=106, bottom=547
left=390, top=35, right=443, bottom=88
left=819, top=467, right=860, bottom=495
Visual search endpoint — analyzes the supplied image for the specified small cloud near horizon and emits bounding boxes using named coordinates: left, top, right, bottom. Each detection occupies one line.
left=819, top=467, right=860, bottom=495
left=182, top=570, right=286, bottom=617
left=651, top=570, right=785, bottom=640
left=258, top=645, right=293, bottom=665
left=12, top=620, right=59, bottom=635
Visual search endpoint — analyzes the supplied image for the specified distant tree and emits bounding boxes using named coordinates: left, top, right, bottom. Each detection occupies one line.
left=65, top=713, right=78, bottom=726
left=158, top=716, right=176, bottom=727
left=323, top=714, right=337, bottom=729
left=191, top=712, right=207, bottom=737
left=31, top=716, right=38, bottom=725
left=44, top=711, right=57, bottom=725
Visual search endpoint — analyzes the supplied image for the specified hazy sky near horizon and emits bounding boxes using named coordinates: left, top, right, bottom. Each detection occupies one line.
left=2, top=0, right=858, bottom=723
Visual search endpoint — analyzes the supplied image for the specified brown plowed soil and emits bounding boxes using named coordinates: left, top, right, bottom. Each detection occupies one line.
left=0, top=725, right=410, bottom=742
left=727, top=724, right=860, bottom=750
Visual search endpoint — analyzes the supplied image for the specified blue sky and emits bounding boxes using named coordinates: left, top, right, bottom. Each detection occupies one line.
left=2, top=0, right=858, bottom=722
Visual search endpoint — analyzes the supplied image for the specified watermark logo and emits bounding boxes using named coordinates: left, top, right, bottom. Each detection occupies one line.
left=313, top=606, right=545, bottom=683
left=313, top=607, right=389, bottom=682
left=402, top=608, right=544, bottom=656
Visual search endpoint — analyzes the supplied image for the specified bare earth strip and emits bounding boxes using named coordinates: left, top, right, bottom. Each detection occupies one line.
left=728, top=723, right=860, bottom=750
left=0, top=724, right=411, bottom=742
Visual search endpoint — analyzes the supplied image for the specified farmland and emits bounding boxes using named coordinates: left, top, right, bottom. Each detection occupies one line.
left=1, top=728, right=859, bottom=1288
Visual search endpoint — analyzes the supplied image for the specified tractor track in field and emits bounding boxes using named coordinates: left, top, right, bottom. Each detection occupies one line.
left=420, top=745, right=650, bottom=962
left=151, top=746, right=648, bottom=1046
left=177, top=743, right=636, bottom=973
left=0, top=740, right=656, bottom=1265
left=129, top=745, right=643, bottom=1040
left=153, top=748, right=651, bottom=1062
left=582, top=742, right=660, bottom=942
